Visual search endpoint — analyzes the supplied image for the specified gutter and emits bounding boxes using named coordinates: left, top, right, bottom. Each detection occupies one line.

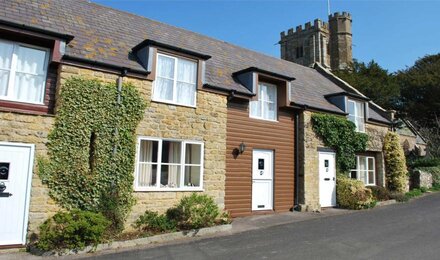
left=203, top=83, right=255, bottom=98
left=294, top=111, right=300, bottom=209
left=113, top=68, right=128, bottom=155
left=62, top=55, right=149, bottom=77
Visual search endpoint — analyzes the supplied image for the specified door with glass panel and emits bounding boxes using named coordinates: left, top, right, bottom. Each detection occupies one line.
left=252, top=149, right=273, bottom=211
left=319, top=152, right=336, bottom=207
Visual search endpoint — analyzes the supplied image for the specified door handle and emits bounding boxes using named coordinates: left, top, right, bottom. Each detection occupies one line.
left=324, top=178, right=330, bottom=181
left=0, top=192, right=12, bottom=197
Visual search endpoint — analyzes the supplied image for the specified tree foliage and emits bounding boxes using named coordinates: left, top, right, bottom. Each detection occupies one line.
left=334, top=59, right=399, bottom=109
left=397, top=53, right=440, bottom=128
left=39, top=77, right=146, bottom=232
left=311, top=113, right=368, bottom=172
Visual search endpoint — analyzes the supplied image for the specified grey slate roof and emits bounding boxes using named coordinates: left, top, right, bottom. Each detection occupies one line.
left=0, top=0, right=389, bottom=124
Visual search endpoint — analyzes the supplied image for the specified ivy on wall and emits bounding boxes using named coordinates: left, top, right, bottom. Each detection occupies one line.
left=311, top=113, right=368, bottom=172
left=39, top=77, right=146, bottom=231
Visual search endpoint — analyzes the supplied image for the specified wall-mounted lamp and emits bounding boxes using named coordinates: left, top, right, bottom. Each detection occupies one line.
left=239, top=142, right=246, bottom=154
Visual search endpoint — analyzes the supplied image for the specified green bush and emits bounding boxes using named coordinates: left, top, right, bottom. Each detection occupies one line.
left=405, top=189, right=423, bottom=199
left=133, top=210, right=176, bottom=234
left=36, top=210, right=110, bottom=251
left=174, top=193, right=220, bottom=229
left=408, top=157, right=440, bottom=168
left=389, top=192, right=408, bottom=202
left=368, top=186, right=391, bottom=201
left=384, top=132, right=409, bottom=192
left=337, top=175, right=375, bottom=209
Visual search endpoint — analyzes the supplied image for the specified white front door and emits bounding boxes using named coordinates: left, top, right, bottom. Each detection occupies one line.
left=0, top=143, right=34, bottom=246
left=252, top=149, right=273, bottom=211
left=319, top=152, right=336, bottom=207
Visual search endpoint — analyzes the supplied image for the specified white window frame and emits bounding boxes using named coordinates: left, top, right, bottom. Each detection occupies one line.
left=152, top=53, right=198, bottom=108
left=347, top=99, right=365, bottom=132
left=134, top=136, right=204, bottom=192
left=350, top=156, right=376, bottom=186
left=0, top=39, right=49, bottom=105
left=249, top=82, right=278, bottom=121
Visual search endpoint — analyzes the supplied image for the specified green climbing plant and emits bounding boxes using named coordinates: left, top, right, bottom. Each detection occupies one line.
left=311, top=113, right=368, bottom=172
left=38, top=77, right=146, bottom=232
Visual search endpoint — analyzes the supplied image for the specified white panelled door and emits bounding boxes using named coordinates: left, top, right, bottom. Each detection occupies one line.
left=252, top=149, right=273, bottom=211
left=319, top=152, right=337, bottom=207
left=0, top=143, right=34, bottom=246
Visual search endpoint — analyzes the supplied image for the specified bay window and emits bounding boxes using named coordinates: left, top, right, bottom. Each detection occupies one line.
left=135, top=137, right=203, bottom=191
left=152, top=53, right=197, bottom=107
left=250, top=82, right=277, bottom=121
left=347, top=99, right=365, bottom=132
left=350, top=156, right=375, bottom=186
left=0, top=40, right=49, bottom=104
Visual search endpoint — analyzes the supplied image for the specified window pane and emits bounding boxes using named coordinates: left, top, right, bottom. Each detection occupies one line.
left=0, top=70, right=9, bottom=96
left=266, top=84, right=276, bottom=103
left=368, top=157, right=375, bottom=171
left=157, top=55, right=175, bottom=79
left=138, top=164, right=157, bottom=187
left=359, top=171, right=367, bottom=184
left=267, top=102, right=276, bottom=120
left=162, top=141, right=181, bottom=163
left=348, top=115, right=356, bottom=125
left=154, top=77, right=173, bottom=101
left=356, top=102, right=364, bottom=118
left=359, top=157, right=367, bottom=171
left=259, top=84, right=268, bottom=101
left=249, top=100, right=260, bottom=118
left=176, top=81, right=195, bottom=106
left=368, top=171, right=375, bottom=185
left=185, top=143, right=201, bottom=164
left=357, top=118, right=365, bottom=132
left=13, top=73, right=44, bottom=103
left=160, top=165, right=181, bottom=188
left=350, top=171, right=357, bottom=179
left=15, top=46, right=47, bottom=75
left=177, top=58, right=196, bottom=84
left=139, top=140, right=158, bottom=163
left=347, top=101, right=355, bottom=116
left=0, top=41, right=13, bottom=70
left=184, top=166, right=200, bottom=187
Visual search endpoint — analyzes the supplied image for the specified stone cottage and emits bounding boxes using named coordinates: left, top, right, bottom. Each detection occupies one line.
left=0, top=0, right=393, bottom=247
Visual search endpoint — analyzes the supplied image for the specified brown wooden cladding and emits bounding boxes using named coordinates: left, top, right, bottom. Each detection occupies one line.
left=225, top=100, right=295, bottom=217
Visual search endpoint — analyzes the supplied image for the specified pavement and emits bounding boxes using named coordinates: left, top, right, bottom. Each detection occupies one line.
left=2, top=193, right=440, bottom=259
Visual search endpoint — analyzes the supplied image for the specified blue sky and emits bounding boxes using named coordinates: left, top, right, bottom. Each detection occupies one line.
left=93, top=0, right=440, bottom=73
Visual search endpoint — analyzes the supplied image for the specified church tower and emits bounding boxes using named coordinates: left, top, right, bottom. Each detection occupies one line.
left=280, top=12, right=353, bottom=71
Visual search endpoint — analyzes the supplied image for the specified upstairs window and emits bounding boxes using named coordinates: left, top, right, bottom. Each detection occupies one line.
left=135, top=137, right=203, bottom=191
left=250, top=82, right=277, bottom=121
left=152, top=53, right=197, bottom=107
left=350, top=156, right=375, bottom=186
left=347, top=99, right=365, bottom=132
left=0, top=40, right=49, bottom=104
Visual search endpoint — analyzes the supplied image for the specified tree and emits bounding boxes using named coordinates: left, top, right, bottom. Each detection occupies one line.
left=334, top=60, right=400, bottom=110
left=383, top=132, right=408, bottom=192
left=397, top=54, right=440, bottom=128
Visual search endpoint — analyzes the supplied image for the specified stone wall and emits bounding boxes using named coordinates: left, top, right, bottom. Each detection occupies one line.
left=59, top=65, right=228, bottom=229
left=411, top=169, right=433, bottom=189
left=297, top=111, right=323, bottom=211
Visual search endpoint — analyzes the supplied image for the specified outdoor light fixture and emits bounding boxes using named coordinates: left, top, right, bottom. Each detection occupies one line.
left=239, top=142, right=246, bottom=154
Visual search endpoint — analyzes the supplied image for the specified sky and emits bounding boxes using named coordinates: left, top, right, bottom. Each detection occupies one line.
left=93, top=0, right=440, bottom=73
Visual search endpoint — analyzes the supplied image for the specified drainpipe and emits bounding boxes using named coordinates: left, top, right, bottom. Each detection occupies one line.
left=113, top=68, right=128, bottom=155
left=293, top=110, right=300, bottom=209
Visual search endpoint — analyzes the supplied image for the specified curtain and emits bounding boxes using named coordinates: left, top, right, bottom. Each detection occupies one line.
left=167, top=142, right=181, bottom=187
left=155, top=55, right=174, bottom=101
left=138, top=141, right=154, bottom=187
left=0, top=42, right=13, bottom=97
left=176, top=59, right=196, bottom=106
left=14, top=46, right=46, bottom=103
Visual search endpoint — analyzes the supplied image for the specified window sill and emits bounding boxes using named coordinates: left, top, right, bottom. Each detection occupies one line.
left=134, top=187, right=204, bottom=192
left=249, top=115, right=278, bottom=123
left=151, top=98, right=196, bottom=109
left=0, top=99, right=51, bottom=115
